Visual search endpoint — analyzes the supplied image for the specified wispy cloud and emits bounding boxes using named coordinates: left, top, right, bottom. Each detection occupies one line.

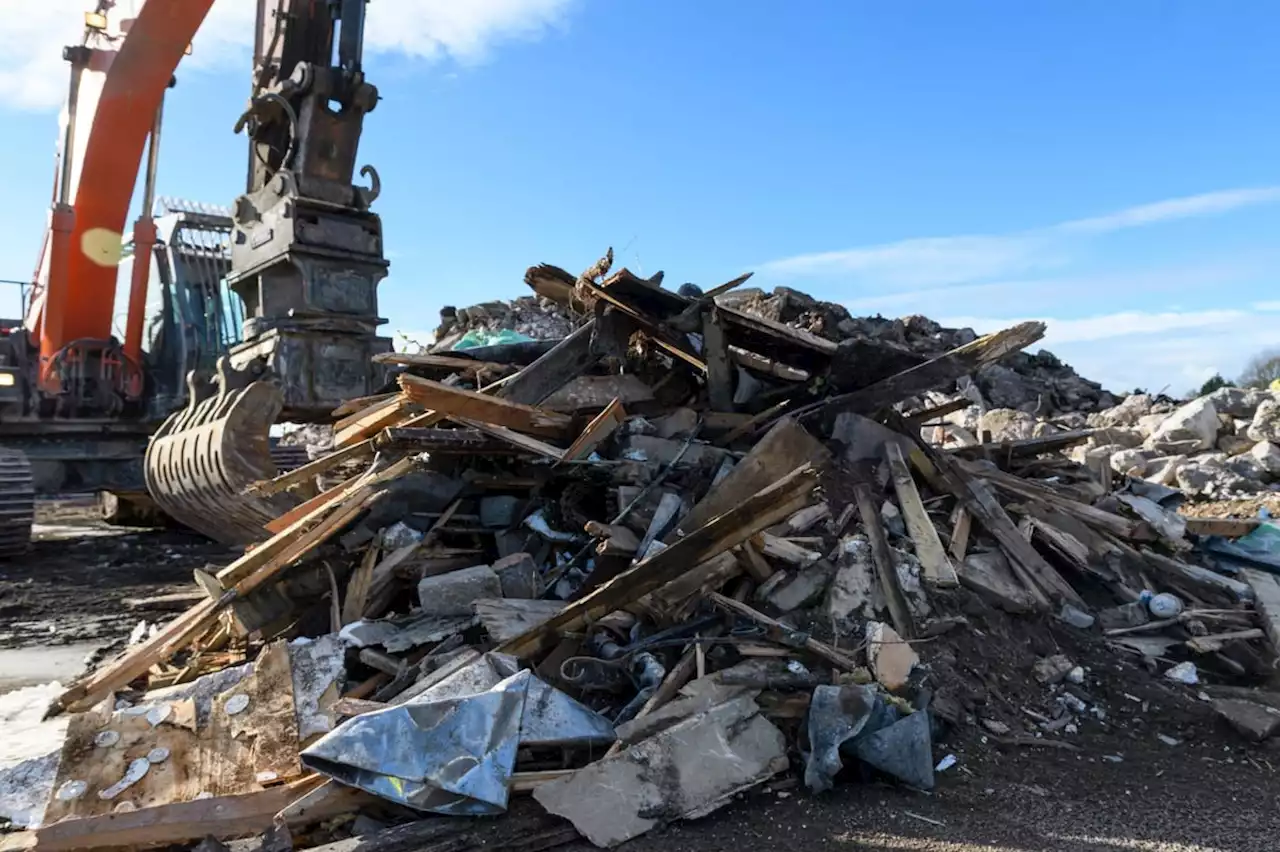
left=760, top=186, right=1280, bottom=287
left=938, top=303, right=1280, bottom=393
left=1056, top=186, right=1280, bottom=234
left=0, top=0, right=577, bottom=110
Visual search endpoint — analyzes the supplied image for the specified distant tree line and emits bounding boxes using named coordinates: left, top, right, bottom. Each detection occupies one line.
left=1188, top=348, right=1280, bottom=397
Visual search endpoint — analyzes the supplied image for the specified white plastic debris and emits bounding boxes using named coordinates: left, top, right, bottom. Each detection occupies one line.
left=224, top=694, right=250, bottom=715
left=1066, top=666, right=1085, bottom=685
left=146, top=747, right=170, bottom=764
left=146, top=703, right=172, bottom=727
left=93, top=730, right=120, bottom=748
left=935, top=754, right=958, bottom=772
left=98, top=758, right=150, bottom=800
left=1165, top=661, right=1199, bottom=685
left=1148, top=593, right=1184, bottom=619
left=56, top=780, right=87, bottom=801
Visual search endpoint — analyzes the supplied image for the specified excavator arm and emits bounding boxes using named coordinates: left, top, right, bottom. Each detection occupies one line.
left=14, top=0, right=392, bottom=546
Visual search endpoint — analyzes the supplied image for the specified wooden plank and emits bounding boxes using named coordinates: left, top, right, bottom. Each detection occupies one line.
left=561, top=398, right=626, bottom=462
left=457, top=417, right=566, bottom=461
left=579, top=279, right=708, bottom=371
left=497, top=320, right=597, bottom=406
left=35, top=779, right=324, bottom=852
left=371, top=351, right=514, bottom=374
left=703, top=308, right=735, bottom=412
left=707, top=592, right=858, bottom=670
left=852, top=478, right=917, bottom=638
left=885, top=442, right=959, bottom=587
left=1184, top=517, right=1263, bottom=538
left=331, top=391, right=401, bottom=419
left=964, top=460, right=1137, bottom=538
left=728, top=347, right=810, bottom=382
left=122, top=590, right=206, bottom=611
left=736, top=540, right=776, bottom=583
left=375, top=427, right=516, bottom=454
left=1141, top=548, right=1254, bottom=602
left=949, top=429, right=1095, bottom=462
left=810, top=321, right=1046, bottom=419
left=949, top=507, right=972, bottom=562
left=342, top=540, right=380, bottom=625
left=1240, top=569, right=1280, bottom=656
left=675, top=417, right=829, bottom=539
left=498, top=464, right=821, bottom=661
left=903, top=398, right=972, bottom=428
left=398, top=374, right=572, bottom=438
left=715, top=304, right=839, bottom=355
left=335, top=395, right=417, bottom=448
left=247, top=439, right=374, bottom=497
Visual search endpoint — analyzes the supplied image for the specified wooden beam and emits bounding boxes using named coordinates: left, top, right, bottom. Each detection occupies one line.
left=707, top=592, right=858, bottom=670
left=398, top=374, right=572, bottom=438
left=496, top=320, right=599, bottom=406
left=1184, top=517, right=1262, bottom=538
left=334, top=395, right=418, bottom=448
left=811, top=321, right=1046, bottom=419
left=703, top=308, right=735, bottom=412
left=498, top=464, right=821, bottom=661
left=34, top=778, right=325, bottom=852
left=247, top=439, right=374, bottom=498
left=852, top=478, right=917, bottom=638
left=963, top=460, right=1137, bottom=538
left=949, top=429, right=1095, bottom=462
left=885, top=442, right=959, bottom=588
left=457, top=417, right=566, bottom=461
left=371, top=351, right=514, bottom=374
left=949, top=507, right=972, bottom=562
left=561, top=398, right=626, bottom=462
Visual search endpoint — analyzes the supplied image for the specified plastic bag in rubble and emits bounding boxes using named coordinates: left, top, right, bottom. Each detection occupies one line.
left=451, top=328, right=534, bottom=351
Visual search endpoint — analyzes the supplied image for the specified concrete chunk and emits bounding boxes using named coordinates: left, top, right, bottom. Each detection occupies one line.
left=866, top=621, right=918, bottom=692
left=1145, top=397, right=1219, bottom=452
left=492, top=552, right=540, bottom=598
left=1214, top=698, right=1280, bottom=742
left=417, top=565, right=501, bottom=616
left=533, top=694, right=788, bottom=847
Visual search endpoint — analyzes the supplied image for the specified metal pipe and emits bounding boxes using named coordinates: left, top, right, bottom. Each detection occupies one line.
left=122, top=97, right=165, bottom=372
left=57, top=47, right=90, bottom=205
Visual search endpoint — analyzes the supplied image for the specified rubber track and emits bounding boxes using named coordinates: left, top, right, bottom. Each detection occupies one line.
left=0, top=447, right=35, bottom=557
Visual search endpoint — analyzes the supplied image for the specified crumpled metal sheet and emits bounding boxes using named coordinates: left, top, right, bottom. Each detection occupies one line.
left=804, top=683, right=934, bottom=792
left=804, top=684, right=876, bottom=793
left=300, top=653, right=614, bottom=815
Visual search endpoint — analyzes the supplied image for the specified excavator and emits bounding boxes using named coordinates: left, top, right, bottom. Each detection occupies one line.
left=0, top=0, right=391, bottom=552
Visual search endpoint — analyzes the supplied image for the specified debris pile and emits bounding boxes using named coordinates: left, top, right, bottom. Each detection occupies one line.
left=10, top=253, right=1280, bottom=851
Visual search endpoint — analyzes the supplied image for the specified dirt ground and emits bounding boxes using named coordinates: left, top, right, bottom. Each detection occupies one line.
left=0, top=498, right=232, bottom=651
left=3, top=502, right=1280, bottom=850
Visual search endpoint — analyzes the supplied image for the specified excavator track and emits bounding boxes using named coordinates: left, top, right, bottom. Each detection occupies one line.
left=144, top=380, right=299, bottom=546
left=0, top=448, right=35, bottom=558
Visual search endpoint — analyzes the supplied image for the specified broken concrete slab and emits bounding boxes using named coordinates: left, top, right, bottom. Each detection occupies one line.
left=1213, top=698, right=1280, bottom=742
left=417, top=565, right=502, bottom=617
left=532, top=694, right=788, bottom=847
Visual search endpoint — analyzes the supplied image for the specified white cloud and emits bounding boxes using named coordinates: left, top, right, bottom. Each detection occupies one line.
left=760, top=233, right=1056, bottom=286
left=760, top=186, right=1280, bottom=289
left=0, top=0, right=576, bottom=111
left=936, top=304, right=1280, bottom=394
left=1056, top=187, right=1280, bottom=234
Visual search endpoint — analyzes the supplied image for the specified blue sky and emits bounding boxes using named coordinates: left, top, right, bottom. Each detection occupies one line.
left=2, top=0, right=1278, bottom=395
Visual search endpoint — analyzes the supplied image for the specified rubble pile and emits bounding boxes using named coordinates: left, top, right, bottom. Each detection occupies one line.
left=9, top=253, right=1280, bottom=851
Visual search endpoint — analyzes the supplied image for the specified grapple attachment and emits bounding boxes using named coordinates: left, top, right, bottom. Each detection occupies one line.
left=145, top=380, right=298, bottom=546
